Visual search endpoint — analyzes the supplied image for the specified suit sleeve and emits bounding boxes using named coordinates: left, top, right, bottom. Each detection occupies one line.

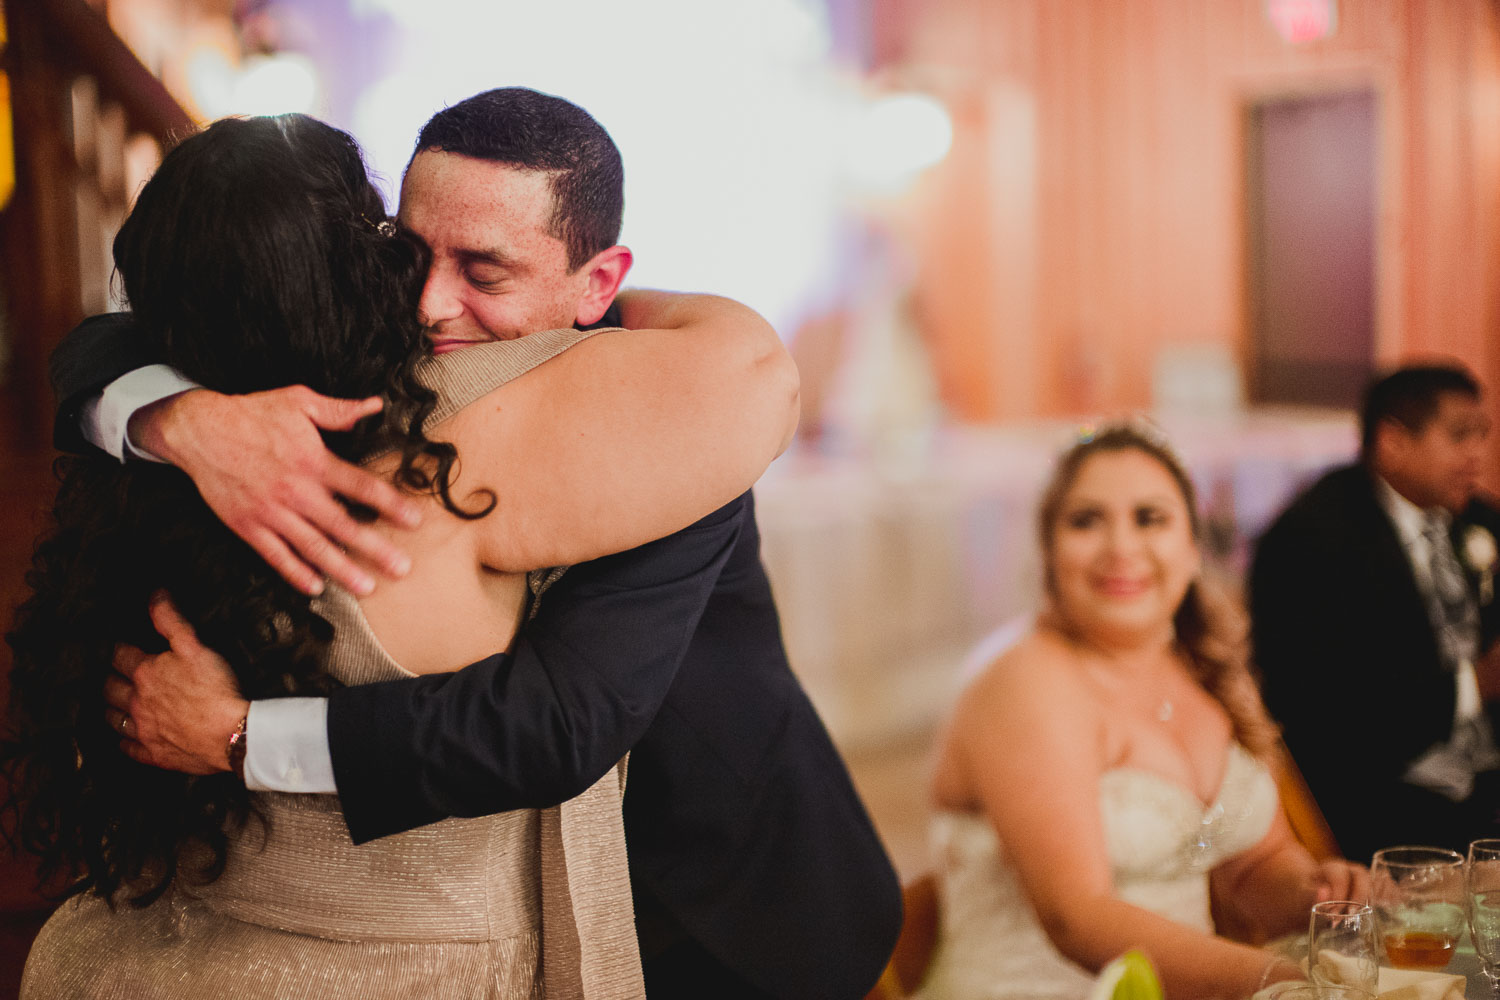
left=327, top=494, right=747, bottom=844
left=50, top=313, right=153, bottom=455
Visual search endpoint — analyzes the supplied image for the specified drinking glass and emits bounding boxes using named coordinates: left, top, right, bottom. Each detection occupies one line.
left=1307, top=900, right=1378, bottom=994
left=1469, top=839, right=1500, bottom=997
left=1370, top=845, right=1466, bottom=971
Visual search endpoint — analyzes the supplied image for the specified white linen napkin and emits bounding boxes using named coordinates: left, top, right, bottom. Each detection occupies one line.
left=1309, top=949, right=1464, bottom=1000
left=1372, top=966, right=1465, bottom=1000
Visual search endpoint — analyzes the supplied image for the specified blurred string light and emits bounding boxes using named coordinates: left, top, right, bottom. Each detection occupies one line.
left=337, top=0, right=949, bottom=330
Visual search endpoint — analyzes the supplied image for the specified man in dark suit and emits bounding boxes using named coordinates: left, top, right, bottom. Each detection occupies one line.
left=1251, top=364, right=1500, bottom=864
left=58, top=88, right=901, bottom=998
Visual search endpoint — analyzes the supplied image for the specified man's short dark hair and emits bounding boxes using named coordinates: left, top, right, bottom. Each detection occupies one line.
left=412, top=88, right=623, bottom=271
left=1360, top=363, right=1482, bottom=457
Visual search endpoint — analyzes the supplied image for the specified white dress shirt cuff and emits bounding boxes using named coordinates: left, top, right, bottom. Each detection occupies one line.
left=243, top=698, right=338, bottom=794
left=84, top=365, right=202, bottom=462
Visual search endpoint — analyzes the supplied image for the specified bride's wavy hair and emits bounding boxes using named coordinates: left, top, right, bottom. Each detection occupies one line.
left=1036, top=423, right=1279, bottom=757
left=2, top=114, right=488, bottom=907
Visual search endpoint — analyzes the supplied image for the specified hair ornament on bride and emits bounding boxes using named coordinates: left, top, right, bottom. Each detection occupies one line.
left=362, top=214, right=398, bottom=238
left=1072, top=414, right=1176, bottom=455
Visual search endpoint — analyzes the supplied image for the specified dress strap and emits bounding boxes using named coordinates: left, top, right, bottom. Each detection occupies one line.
left=539, top=757, right=645, bottom=999
left=311, top=583, right=413, bottom=685
left=414, top=326, right=619, bottom=431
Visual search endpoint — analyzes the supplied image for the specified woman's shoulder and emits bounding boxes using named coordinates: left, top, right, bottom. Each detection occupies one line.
left=970, top=626, right=1082, bottom=687
left=933, top=624, right=1106, bottom=808
left=953, top=626, right=1095, bottom=727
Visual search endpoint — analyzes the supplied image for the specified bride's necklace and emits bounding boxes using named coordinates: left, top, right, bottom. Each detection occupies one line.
left=1073, top=635, right=1181, bottom=725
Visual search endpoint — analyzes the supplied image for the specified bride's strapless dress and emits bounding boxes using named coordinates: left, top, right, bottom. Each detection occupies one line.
left=916, top=744, right=1280, bottom=1000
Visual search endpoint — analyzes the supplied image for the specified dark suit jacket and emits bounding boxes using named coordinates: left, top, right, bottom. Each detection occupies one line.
left=1250, top=463, right=1500, bottom=861
left=51, top=315, right=903, bottom=1000
left=50, top=313, right=155, bottom=454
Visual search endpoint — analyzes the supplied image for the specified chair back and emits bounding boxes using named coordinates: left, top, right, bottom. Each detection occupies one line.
left=1272, top=741, right=1342, bottom=860
left=1212, top=742, right=1342, bottom=944
left=864, top=872, right=940, bottom=1000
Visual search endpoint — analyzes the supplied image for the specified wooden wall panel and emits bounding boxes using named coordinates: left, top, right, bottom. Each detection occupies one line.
left=878, top=0, right=1500, bottom=483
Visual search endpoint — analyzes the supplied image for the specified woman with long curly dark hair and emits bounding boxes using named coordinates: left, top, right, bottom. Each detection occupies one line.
left=4, top=114, right=794, bottom=998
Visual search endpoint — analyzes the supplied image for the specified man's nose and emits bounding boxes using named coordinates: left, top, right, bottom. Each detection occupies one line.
left=417, top=270, right=463, bottom=327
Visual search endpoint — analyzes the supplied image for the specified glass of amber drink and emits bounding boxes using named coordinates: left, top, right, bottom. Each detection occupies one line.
left=1371, top=846, right=1466, bottom=970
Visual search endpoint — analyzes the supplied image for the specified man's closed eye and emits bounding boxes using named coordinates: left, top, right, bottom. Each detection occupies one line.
left=464, top=265, right=509, bottom=292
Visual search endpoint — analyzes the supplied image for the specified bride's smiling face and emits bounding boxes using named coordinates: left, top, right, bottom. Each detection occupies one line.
left=1046, top=448, right=1201, bottom=646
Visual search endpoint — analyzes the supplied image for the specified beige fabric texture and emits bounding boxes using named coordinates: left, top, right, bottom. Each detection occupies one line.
left=23, top=327, right=644, bottom=999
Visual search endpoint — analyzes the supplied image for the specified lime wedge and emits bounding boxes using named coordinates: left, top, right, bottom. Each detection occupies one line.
left=1088, top=949, right=1165, bottom=1000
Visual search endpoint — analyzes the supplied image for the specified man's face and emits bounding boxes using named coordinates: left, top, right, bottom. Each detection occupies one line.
left=1379, top=391, right=1491, bottom=512
left=398, top=151, right=592, bottom=350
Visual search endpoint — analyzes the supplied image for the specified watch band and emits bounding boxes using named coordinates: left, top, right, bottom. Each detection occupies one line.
left=226, top=714, right=248, bottom=783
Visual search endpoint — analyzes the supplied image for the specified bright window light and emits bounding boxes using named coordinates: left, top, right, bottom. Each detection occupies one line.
left=330, top=0, right=949, bottom=332
left=185, top=45, right=236, bottom=119
left=842, top=93, right=955, bottom=195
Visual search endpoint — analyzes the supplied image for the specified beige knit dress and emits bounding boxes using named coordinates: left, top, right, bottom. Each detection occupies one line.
left=22, top=330, right=646, bottom=1000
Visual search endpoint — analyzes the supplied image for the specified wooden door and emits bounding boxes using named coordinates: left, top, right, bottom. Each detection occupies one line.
left=1246, top=89, right=1379, bottom=408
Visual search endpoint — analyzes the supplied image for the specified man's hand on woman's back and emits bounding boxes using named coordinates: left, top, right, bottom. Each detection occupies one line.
left=131, top=385, right=423, bottom=595
left=104, top=594, right=248, bottom=774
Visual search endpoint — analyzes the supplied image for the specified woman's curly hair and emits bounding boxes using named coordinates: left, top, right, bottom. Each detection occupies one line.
left=2, top=114, right=487, bottom=906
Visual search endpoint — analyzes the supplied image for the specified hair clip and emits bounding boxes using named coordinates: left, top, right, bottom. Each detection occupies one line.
left=362, top=214, right=397, bottom=237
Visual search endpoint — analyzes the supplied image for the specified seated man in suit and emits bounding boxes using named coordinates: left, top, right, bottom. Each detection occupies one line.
left=54, top=88, right=901, bottom=999
left=1251, top=364, right=1500, bottom=863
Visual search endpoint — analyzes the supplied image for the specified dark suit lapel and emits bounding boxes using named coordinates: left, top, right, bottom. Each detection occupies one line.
left=1348, top=469, right=1447, bottom=675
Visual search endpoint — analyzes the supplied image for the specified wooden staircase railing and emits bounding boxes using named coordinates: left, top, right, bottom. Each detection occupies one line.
left=2, top=0, right=194, bottom=448
left=0, top=3, right=195, bottom=993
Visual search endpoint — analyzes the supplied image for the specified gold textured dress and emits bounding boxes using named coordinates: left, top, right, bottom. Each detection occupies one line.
left=22, top=329, right=646, bottom=1000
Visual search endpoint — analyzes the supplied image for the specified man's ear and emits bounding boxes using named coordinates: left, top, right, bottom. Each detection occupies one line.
left=574, top=245, right=634, bottom=327
left=1372, top=416, right=1413, bottom=471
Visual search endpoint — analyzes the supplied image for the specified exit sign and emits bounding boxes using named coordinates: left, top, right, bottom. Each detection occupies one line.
left=1267, top=0, right=1337, bottom=44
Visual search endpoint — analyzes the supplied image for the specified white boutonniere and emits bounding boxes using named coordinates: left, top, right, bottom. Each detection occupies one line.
left=1464, top=524, right=1498, bottom=604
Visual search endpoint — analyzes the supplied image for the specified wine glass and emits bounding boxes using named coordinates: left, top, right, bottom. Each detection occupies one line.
left=1307, top=900, right=1378, bottom=994
left=1370, top=846, right=1466, bottom=971
left=1468, top=839, right=1500, bottom=997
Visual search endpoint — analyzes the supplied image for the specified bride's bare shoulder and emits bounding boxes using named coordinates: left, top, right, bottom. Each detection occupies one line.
left=953, top=626, right=1089, bottom=723
left=933, top=624, right=1103, bottom=806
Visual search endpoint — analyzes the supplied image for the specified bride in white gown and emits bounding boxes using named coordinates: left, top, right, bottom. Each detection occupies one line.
left=919, top=425, right=1368, bottom=1000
